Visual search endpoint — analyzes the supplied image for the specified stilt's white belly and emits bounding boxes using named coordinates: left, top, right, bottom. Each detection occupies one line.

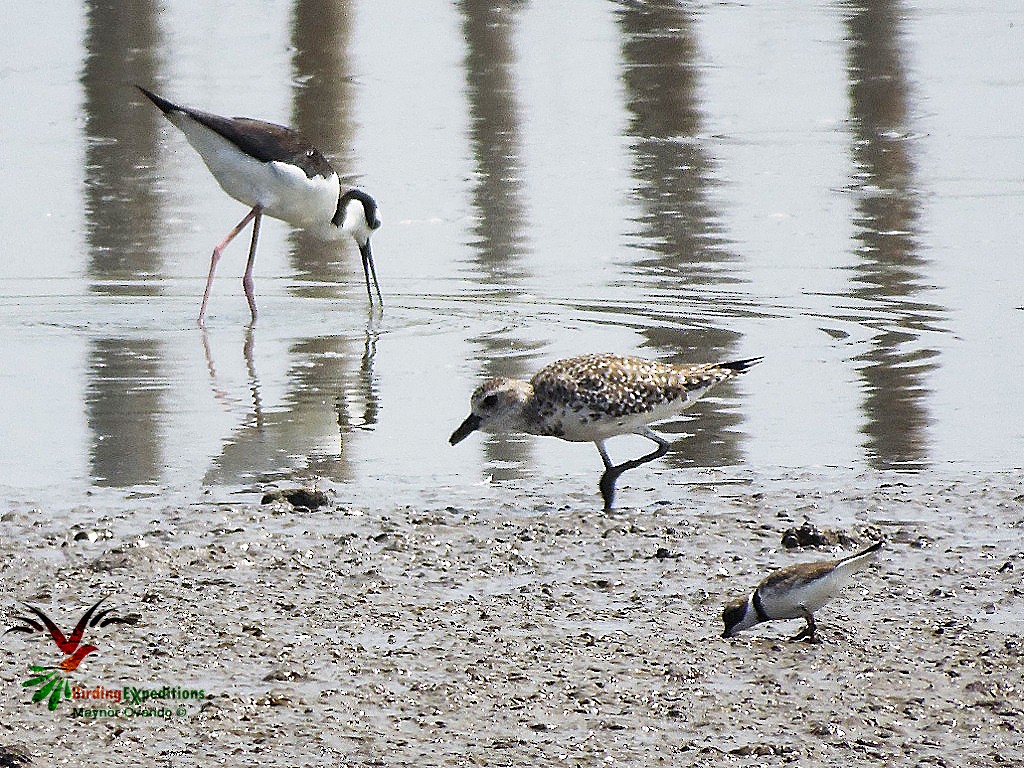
left=171, top=115, right=339, bottom=228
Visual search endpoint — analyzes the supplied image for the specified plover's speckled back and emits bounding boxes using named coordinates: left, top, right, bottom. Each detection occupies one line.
left=722, top=540, right=883, bottom=641
left=450, top=353, right=762, bottom=509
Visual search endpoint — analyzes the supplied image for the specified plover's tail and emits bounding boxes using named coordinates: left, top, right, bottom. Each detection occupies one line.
left=836, top=539, right=883, bottom=574
left=719, top=357, right=764, bottom=375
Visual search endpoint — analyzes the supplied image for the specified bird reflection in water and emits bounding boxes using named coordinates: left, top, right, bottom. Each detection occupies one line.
left=198, top=313, right=381, bottom=485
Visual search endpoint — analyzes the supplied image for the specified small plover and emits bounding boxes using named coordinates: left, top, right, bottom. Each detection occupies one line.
left=721, top=540, right=884, bottom=641
left=138, top=86, right=382, bottom=325
left=449, top=353, right=761, bottom=509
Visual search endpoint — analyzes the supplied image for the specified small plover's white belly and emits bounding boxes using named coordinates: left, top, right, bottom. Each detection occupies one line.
left=761, top=573, right=842, bottom=618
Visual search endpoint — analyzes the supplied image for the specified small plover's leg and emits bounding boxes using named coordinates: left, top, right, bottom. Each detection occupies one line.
left=792, top=610, right=818, bottom=642
left=596, top=428, right=670, bottom=511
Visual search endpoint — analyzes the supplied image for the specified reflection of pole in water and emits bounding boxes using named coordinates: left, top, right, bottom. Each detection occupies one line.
left=460, top=1, right=536, bottom=481
left=86, top=339, right=164, bottom=486
left=615, top=3, right=739, bottom=287
left=82, top=1, right=163, bottom=285
left=461, top=0, right=530, bottom=286
left=843, top=0, right=941, bottom=469
left=615, top=3, right=745, bottom=470
left=288, top=0, right=357, bottom=289
left=82, top=1, right=164, bottom=487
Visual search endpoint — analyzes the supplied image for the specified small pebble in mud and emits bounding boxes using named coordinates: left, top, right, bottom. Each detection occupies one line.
left=651, top=547, right=682, bottom=559
left=779, top=520, right=874, bottom=549
left=261, top=488, right=330, bottom=510
left=780, top=521, right=833, bottom=548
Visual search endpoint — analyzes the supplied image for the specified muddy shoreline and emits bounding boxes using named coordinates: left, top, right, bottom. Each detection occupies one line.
left=1, top=470, right=1022, bottom=766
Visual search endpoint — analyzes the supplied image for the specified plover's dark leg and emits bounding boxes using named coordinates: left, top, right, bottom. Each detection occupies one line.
left=200, top=206, right=261, bottom=326
left=792, top=610, right=818, bottom=642
left=595, top=429, right=670, bottom=511
left=596, top=441, right=616, bottom=509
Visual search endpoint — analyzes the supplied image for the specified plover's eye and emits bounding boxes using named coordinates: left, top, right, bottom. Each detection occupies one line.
left=481, top=394, right=498, bottom=409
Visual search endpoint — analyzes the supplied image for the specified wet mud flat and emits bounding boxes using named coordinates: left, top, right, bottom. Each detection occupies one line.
left=1, top=470, right=1022, bottom=766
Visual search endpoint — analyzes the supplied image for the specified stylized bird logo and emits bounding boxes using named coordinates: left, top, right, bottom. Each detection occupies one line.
left=6, top=597, right=135, bottom=710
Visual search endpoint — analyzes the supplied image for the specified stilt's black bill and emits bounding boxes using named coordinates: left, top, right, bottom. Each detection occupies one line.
left=360, top=241, right=383, bottom=304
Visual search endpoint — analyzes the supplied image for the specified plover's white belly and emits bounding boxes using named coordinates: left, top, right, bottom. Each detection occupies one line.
left=544, top=398, right=695, bottom=442
left=760, top=572, right=842, bottom=618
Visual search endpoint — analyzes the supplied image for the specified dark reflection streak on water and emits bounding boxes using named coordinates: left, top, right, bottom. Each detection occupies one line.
left=86, top=341, right=164, bottom=487
left=289, top=0, right=356, bottom=289
left=83, top=1, right=163, bottom=289
left=81, top=0, right=164, bottom=486
left=615, top=2, right=742, bottom=289
left=459, top=1, right=537, bottom=481
left=843, top=0, right=940, bottom=471
left=460, top=1, right=530, bottom=289
left=615, top=1, right=745, bottom=470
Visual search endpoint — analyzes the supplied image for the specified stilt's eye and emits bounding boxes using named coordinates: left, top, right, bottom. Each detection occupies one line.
left=481, top=394, right=498, bottom=409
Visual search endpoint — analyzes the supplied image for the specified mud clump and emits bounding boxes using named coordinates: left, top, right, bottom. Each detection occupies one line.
left=260, top=488, right=330, bottom=510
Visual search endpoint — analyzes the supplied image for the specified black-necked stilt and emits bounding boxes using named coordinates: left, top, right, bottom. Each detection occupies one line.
left=138, top=86, right=382, bottom=325
left=722, top=540, right=883, bottom=641
left=449, top=354, right=762, bottom=510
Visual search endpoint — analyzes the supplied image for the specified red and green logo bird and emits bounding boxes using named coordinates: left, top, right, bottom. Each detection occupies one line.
left=6, top=597, right=135, bottom=710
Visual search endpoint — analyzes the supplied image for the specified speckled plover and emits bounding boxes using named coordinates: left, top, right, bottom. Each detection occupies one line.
left=722, top=540, right=884, bottom=641
left=449, top=353, right=761, bottom=510
left=138, top=86, right=382, bottom=325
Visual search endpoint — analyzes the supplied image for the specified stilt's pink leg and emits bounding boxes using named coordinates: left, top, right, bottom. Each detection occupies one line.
left=198, top=206, right=261, bottom=326
left=242, top=211, right=262, bottom=326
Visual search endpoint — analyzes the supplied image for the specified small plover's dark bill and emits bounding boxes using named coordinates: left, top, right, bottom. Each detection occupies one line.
left=721, top=540, right=883, bottom=641
left=138, top=86, right=382, bottom=325
left=449, top=353, right=761, bottom=510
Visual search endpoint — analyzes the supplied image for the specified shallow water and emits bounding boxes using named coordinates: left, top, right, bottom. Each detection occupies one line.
left=1, top=1, right=1022, bottom=507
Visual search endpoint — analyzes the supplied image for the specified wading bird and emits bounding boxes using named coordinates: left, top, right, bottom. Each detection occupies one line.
left=139, top=86, right=382, bottom=325
left=450, top=353, right=761, bottom=510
